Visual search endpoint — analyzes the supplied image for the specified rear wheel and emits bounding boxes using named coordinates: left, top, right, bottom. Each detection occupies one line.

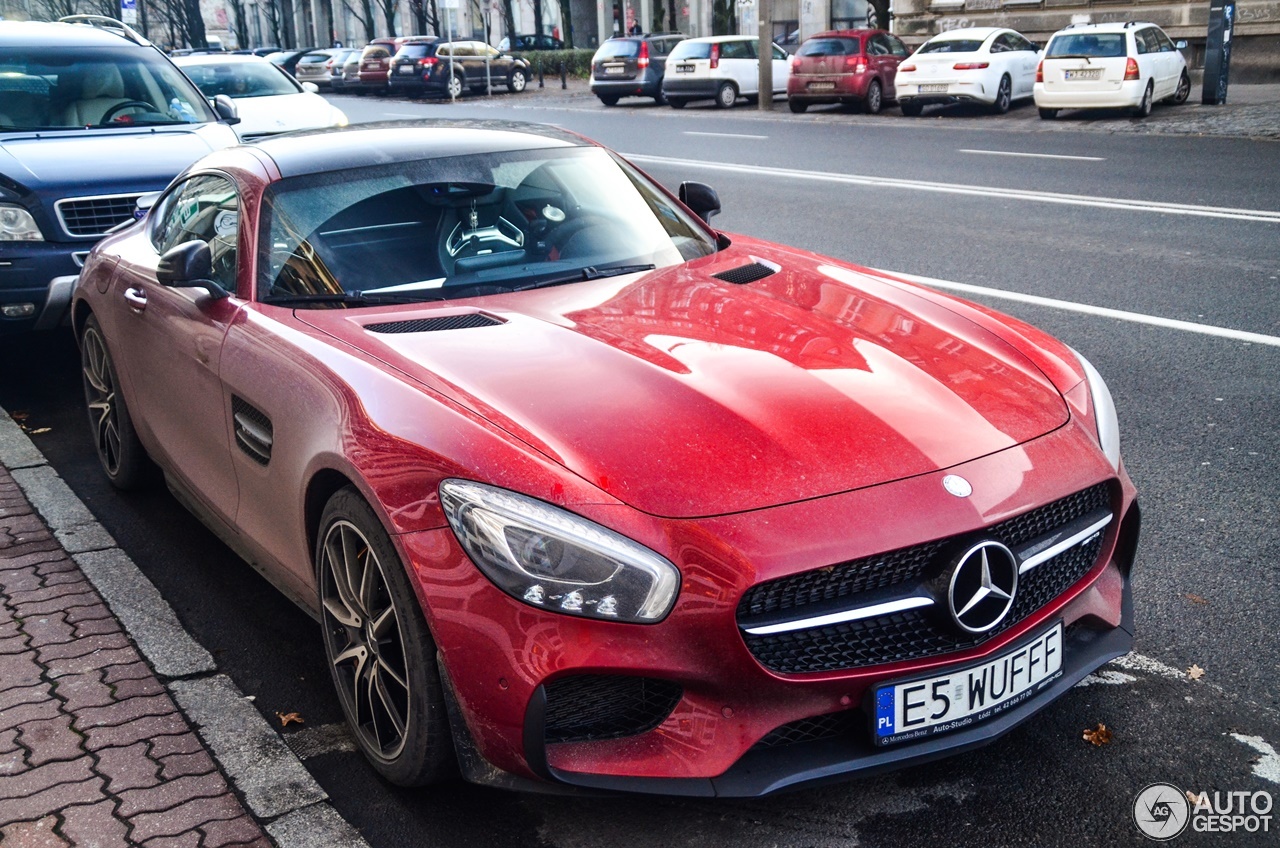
left=900, top=100, right=923, bottom=117
left=667, top=97, right=687, bottom=109
left=318, top=487, right=454, bottom=786
left=80, top=314, right=150, bottom=490
left=1133, top=81, right=1154, bottom=118
left=1171, top=70, right=1191, bottom=104
left=446, top=73, right=464, bottom=99
left=789, top=99, right=808, bottom=113
left=598, top=94, right=619, bottom=106
left=652, top=86, right=666, bottom=106
left=1038, top=107, right=1059, bottom=120
left=863, top=79, right=882, bottom=114
left=991, top=75, right=1011, bottom=114
left=715, top=81, right=737, bottom=109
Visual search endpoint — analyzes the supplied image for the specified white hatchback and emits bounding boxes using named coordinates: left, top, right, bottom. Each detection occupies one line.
left=1034, top=22, right=1190, bottom=119
left=174, top=54, right=348, bottom=139
left=661, top=35, right=790, bottom=109
left=895, top=27, right=1041, bottom=116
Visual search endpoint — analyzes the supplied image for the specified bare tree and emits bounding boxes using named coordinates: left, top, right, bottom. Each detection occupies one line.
left=226, top=0, right=251, bottom=48
left=374, top=0, right=397, bottom=37
left=712, top=0, right=736, bottom=36
left=409, top=0, right=441, bottom=36
left=867, top=1, right=890, bottom=30
left=344, top=0, right=376, bottom=42
left=35, top=0, right=78, bottom=19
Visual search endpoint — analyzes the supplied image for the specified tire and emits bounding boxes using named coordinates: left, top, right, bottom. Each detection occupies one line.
left=668, top=97, right=687, bottom=109
left=652, top=86, right=667, bottom=106
left=1171, top=70, right=1191, bottom=105
left=80, top=314, right=150, bottom=490
left=863, top=79, right=882, bottom=115
left=445, top=73, right=464, bottom=99
left=991, top=75, right=1011, bottom=114
left=598, top=94, right=619, bottom=106
left=317, top=487, right=454, bottom=786
left=789, top=99, right=808, bottom=113
left=508, top=68, right=527, bottom=93
left=1038, top=107, right=1059, bottom=120
left=1133, top=81, right=1154, bottom=118
left=715, top=81, right=737, bottom=109
left=900, top=100, right=923, bottom=117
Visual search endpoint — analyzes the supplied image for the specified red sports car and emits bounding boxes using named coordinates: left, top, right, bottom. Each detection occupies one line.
left=72, top=122, right=1139, bottom=795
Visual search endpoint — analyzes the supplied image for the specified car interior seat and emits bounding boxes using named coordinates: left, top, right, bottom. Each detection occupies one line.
left=61, top=63, right=133, bottom=126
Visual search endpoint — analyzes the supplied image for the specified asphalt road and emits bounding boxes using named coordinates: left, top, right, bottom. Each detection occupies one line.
left=1, top=91, right=1277, bottom=847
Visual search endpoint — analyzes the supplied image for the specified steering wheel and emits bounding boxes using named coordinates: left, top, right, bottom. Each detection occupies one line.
left=100, top=100, right=155, bottom=123
left=545, top=212, right=626, bottom=260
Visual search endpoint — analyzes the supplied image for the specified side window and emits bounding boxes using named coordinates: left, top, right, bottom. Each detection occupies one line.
left=773, top=44, right=788, bottom=60
left=1155, top=29, right=1176, bottom=52
left=1135, top=30, right=1155, bottom=55
left=867, top=35, right=887, bottom=56
left=150, top=175, right=240, bottom=293
left=437, top=44, right=453, bottom=59
left=990, top=35, right=1011, bottom=53
left=888, top=36, right=909, bottom=57
left=720, top=41, right=752, bottom=60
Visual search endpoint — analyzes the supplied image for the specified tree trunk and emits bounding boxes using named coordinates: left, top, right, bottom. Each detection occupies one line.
left=281, top=0, right=298, bottom=48
left=560, top=0, right=573, bottom=48
left=868, top=0, right=891, bottom=30
left=183, top=0, right=208, bottom=48
left=532, top=0, right=543, bottom=36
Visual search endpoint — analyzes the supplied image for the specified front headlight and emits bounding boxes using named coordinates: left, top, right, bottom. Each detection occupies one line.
left=0, top=205, right=43, bottom=241
left=440, top=480, right=681, bottom=623
left=1072, top=349, right=1121, bottom=470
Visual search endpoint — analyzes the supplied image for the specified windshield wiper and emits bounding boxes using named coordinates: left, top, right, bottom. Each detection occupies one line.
left=521, top=263, right=657, bottom=290
left=1051, top=54, right=1094, bottom=63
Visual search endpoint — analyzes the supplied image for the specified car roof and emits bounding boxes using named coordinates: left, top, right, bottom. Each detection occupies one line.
left=249, top=121, right=593, bottom=179
left=807, top=30, right=877, bottom=40
left=173, top=53, right=271, bottom=66
left=927, top=27, right=1005, bottom=41
left=680, top=35, right=758, bottom=44
left=1055, top=21, right=1153, bottom=34
left=0, top=19, right=151, bottom=48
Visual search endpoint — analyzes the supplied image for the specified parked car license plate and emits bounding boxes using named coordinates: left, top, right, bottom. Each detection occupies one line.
left=920, top=84, right=949, bottom=93
left=676, top=64, right=694, bottom=73
left=1064, top=69, right=1103, bottom=80
left=605, top=64, right=625, bottom=75
left=872, top=621, right=1063, bottom=746
left=398, top=65, right=414, bottom=74
left=808, top=82, right=836, bottom=91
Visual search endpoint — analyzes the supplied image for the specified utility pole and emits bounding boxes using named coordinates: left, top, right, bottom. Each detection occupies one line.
left=757, top=0, right=772, bottom=110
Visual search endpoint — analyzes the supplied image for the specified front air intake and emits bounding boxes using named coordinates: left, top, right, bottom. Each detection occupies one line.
left=543, top=675, right=682, bottom=743
left=364, top=314, right=502, bottom=334
left=713, top=262, right=778, bottom=285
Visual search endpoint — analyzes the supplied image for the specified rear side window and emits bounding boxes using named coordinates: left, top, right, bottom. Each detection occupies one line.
left=918, top=39, right=984, bottom=54
left=1046, top=33, right=1127, bottom=58
left=797, top=38, right=857, bottom=57
left=597, top=40, right=640, bottom=59
left=719, top=40, right=756, bottom=60
left=668, top=41, right=712, bottom=60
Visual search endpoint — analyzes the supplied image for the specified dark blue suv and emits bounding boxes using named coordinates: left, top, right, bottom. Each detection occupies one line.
left=0, top=16, right=239, bottom=336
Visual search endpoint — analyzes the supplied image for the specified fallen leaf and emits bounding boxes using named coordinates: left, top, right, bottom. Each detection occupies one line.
left=276, top=711, right=305, bottom=727
left=1184, top=593, right=1208, bottom=605
left=1187, top=664, right=1206, bottom=680
left=1187, top=790, right=1206, bottom=807
left=10, top=411, right=29, bottom=421
left=27, top=428, right=51, bottom=435
left=1082, top=723, right=1113, bottom=746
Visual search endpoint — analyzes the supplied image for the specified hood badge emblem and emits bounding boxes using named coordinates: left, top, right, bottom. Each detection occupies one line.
left=942, top=475, right=972, bottom=498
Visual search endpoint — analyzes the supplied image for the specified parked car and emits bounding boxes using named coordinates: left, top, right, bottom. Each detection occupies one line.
left=357, top=37, right=416, bottom=93
left=497, top=33, right=564, bottom=51
left=293, top=47, right=349, bottom=89
left=173, top=54, right=347, bottom=138
left=787, top=29, right=908, bottom=114
left=265, top=48, right=318, bottom=78
left=0, top=15, right=238, bottom=337
left=1034, top=21, right=1190, bottom=119
left=335, top=49, right=364, bottom=93
left=590, top=32, right=685, bottom=106
left=72, top=119, right=1139, bottom=796
left=662, top=35, right=791, bottom=109
left=386, top=38, right=530, bottom=98
left=895, top=27, right=1040, bottom=116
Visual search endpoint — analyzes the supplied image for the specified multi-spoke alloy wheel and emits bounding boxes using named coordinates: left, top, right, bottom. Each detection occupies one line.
left=317, top=488, right=453, bottom=785
left=80, top=315, right=148, bottom=489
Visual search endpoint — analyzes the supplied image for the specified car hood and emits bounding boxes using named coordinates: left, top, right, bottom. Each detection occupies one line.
left=229, top=93, right=343, bottom=137
left=298, top=244, right=1069, bottom=518
left=0, top=124, right=237, bottom=193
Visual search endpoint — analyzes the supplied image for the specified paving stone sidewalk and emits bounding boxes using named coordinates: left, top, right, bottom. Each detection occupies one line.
left=0, top=466, right=272, bottom=848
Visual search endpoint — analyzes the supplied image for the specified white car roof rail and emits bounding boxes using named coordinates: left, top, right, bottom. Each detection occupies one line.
left=57, top=15, right=152, bottom=48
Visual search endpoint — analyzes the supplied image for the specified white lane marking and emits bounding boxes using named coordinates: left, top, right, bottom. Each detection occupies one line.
left=959, top=148, right=1105, bottom=162
left=1229, top=734, right=1280, bottom=785
left=1111, top=652, right=1193, bottom=680
left=625, top=153, right=1280, bottom=223
left=683, top=131, right=770, bottom=140
left=882, top=270, right=1280, bottom=348
left=1075, top=670, right=1138, bottom=687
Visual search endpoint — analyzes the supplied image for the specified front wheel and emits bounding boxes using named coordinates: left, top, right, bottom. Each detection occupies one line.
left=80, top=314, right=151, bottom=490
left=1171, top=70, right=1191, bottom=104
left=318, top=487, right=454, bottom=786
left=1038, top=107, right=1059, bottom=120
left=900, top=100, right=923, bottom=117
left=863, top=79, right=882, bottom=114
left=508, top=69, right=527, bottom=93
left=1133, top=81, right=1154, bottom=118
left=715, top=81, right=737, bottom=109
left=991, top=75, right=1011, bottom=114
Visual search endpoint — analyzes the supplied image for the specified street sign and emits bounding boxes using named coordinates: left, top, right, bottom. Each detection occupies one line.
left=120, top=0, right=137, bottom=25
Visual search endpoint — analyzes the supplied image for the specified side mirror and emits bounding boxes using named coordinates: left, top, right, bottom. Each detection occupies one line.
left=1175, top=39, right=1188, bottom=49
left=156, top=240, right=227, bottom=297
left=134, top=191, right=162, bottom=220
left=212, top=94, right=241, bottom=125
left=679, top=181, right=721, bottom=224
left=301, top=81, right=319, bottom=93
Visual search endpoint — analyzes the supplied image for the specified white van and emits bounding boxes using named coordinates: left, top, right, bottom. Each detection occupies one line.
left=661, top=35, right=790, bottom=109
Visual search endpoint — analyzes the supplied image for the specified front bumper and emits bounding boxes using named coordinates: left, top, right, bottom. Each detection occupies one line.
left=404, top=420, right=1139, bottom=796
left=1, top=240, right=84, bottom=335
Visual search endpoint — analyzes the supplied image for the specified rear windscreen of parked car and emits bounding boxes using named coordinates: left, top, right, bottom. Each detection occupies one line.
left=596, top=40, right=640, bottom=59
left=361, top=46, right=391, bottom=59
left=395, top=44, right=435, bottom=59
left=1046, top=34, right=1127, bottom=58
left=917, top=39, right=985, bottom=54
left=797, top=38, right=858, bottom=57
left=668, top=41, right=713, bottom=60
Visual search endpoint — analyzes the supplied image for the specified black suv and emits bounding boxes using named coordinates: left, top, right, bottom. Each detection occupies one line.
left=0, top=16, right=239, bottom=336
left=590, top=32, right=685, bottom=106
left=386, top=38, right=532, bottom=99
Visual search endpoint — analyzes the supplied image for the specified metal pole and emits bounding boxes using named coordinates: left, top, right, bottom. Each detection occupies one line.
left=757, top=0, right=772, bottom=111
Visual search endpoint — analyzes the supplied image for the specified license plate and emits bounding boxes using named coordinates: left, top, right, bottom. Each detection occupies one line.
left=605, top=64, right=625, bottom=75
left=872, top=622, right=1063, bottom=746
left=676, top=64, right=694, bottom=73
left=920, top=84, right=949, bottom=93
left=1065, top=69, right=1102, bottom=80
left=808, top=82, right=836, bottom=91
left=398, top=65, right=414, bottom=74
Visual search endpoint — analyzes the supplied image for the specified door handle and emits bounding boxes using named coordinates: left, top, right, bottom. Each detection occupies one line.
left=123, top=286, right=147, bottom=310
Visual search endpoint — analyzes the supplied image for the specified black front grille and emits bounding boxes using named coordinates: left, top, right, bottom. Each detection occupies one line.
left=56, top=195, right=141, bottom=237
left=754, top=711, right=859, bottom=749
left=739, top=483, right=1112, bottom=674
left=364, top=313, right=501, bottom=334
left=543, top=676, right=682, bottom=744
left=714, top=262, right=777, bottom=285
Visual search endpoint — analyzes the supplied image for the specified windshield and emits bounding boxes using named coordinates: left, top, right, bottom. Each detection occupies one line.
left=257, top=146, right=718, bottom=306
left=0, top=45, right=216, bottom=130
left=918, top=39, right=985, bottom=54
left=180, top=61, right=301, bottom=98
left=1046, top=33, right=1127, bottom=58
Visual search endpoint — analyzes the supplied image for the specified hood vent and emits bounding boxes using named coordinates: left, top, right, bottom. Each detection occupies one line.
left=713, top=261, right=778, bottom=285
left=365, top=313, right=502, bottom=334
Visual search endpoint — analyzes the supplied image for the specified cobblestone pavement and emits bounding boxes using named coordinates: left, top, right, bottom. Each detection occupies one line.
left=0, top=467, right=273, bottom=848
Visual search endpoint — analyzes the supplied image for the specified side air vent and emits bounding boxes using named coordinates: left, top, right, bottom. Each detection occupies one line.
left=232, top=396, right=273, bottom=466
left=713, top=262, right=777, bottom=285
left=364, top=314, right=502, bottom=334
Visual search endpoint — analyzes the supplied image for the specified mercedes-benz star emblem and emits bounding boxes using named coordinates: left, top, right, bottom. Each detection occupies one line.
left=942, top=474, right=972, bottom=498
left=948, top=541, right=1019, bottom=633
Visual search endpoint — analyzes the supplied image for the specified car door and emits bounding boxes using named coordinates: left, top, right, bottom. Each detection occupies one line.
left=1153, top=28, right=1182, bottom=96
left=721, top=39, right=756, bottom=95
left=885, top=34, right=910, bottom=98
left=866, top=34, right=895, bottom=96
left=109, top=174, right=244, bottom=524
left=1010, top=33, right=1041, bottom=97
left=771, top=42, right=791, bottom=93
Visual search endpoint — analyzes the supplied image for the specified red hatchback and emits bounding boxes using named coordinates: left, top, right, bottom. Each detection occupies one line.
left=787, top=29, right=910, bottom=114
left=357, top=36, right=416, bottom=93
